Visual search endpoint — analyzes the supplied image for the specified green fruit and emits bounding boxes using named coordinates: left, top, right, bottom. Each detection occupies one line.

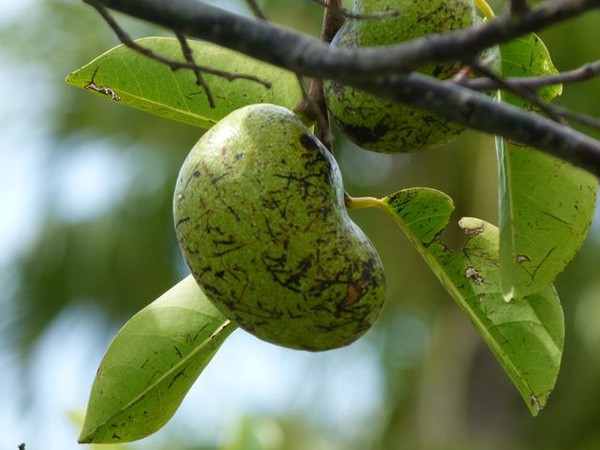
left=173, top=104, right=386, bottom=351
left=324, top=0, right=476, bottom=153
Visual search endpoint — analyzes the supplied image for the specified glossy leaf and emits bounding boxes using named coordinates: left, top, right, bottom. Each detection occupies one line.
left=497, top=34, right=597, bottom=300
left=66, top=37, right=302, bottom=131
left=79, top=276, right=236, bottom=443
left=377, top=188, right=564, bottom=415
left=499, top=34, right=562, bottom=108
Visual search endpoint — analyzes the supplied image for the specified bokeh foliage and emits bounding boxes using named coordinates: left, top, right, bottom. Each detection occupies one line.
left=3, top=0, right=600, bottom=449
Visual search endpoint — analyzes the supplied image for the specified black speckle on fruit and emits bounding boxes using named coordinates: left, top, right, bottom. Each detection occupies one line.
left=299, top=133, right=319, bottom=152
left=173, top=104, right=386, bottom=351
left=338, top=119, right=392, bottom=149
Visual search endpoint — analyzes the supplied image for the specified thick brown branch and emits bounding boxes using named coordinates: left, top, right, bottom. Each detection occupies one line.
left=89, top=0, right=600, bottom=76
left=360, top=72, right=600, bottom=175
left=86, top=0, right=600, bottom=177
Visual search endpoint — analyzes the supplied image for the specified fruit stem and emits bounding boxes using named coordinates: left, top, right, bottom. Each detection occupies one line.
left=475, top=0, right=496, bottom=20
left=345, top=194, right=382, bottom=210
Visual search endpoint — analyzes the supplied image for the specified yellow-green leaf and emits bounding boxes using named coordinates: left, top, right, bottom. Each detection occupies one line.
left=497, top=34, right=597, bottom=300
left=374, top=188, right=564, bottom=415
left=499, top=33, right=562, bottom=109
left=66, top=37, right=302, bottom=131
left=79, top=276, right=236, bottom=443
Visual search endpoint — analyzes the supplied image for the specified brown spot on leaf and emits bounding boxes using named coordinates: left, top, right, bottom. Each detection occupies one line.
left=465, top=266, right=484, bottom=285
left=463, top=223, right=484, bottom=236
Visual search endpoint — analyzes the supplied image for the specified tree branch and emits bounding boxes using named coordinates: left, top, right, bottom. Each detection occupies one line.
left=86, top=0, right=600, bottom=177
left=464, top=59, right=600, bottom=92
left=359, top=72, right=600, bottom=175
left=89, top=0, right=600, bottom=76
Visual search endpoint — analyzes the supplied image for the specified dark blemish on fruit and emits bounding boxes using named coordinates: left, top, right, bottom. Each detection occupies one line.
left=340, top=281, right=361, bottom=310
left=174, top=105, right=386, bottom=351
left=226, top=205, right=241, bottom=221
left=339, top=120, right=391, bottom=147
left=212, top=243, right=246, bottom=257
left=274, top=173, right=316, bottom=199
left=211, top=172, right=229, bottom=186
left=300, top=133, right=319, bottom=152
left=174, top=217, right=191, bottom=229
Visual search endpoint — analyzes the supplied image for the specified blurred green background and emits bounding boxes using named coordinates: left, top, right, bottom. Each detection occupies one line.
left=2, top=0, right=600, bottom=449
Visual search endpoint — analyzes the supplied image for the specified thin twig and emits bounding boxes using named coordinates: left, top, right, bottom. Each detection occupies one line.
left=551, top=104, right=600, bottom=130
left=469, top=59, right=567, bottom=124
left=83, top=0, right=272, bottom=99
left=86, top=0, right=600, bottom=177
left=295, top=0, right=345, bottom=150
left=243, top=0, right=330, bottom=146
left=246, top=0, right=268, bottom=20
left=319, top=0, right=345, bottom=43
left=462, top=58, right=600, bottom=130
left=174, top=31, right=215, bottom=108
left=464, top=59, right=600, bottom=91
left=90, top=0, right=600, bottom=77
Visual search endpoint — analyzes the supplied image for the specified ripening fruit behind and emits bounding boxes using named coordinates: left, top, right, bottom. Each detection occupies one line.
left=173, top=104, right=386, bottom=351
left=324, top=0, right=476, bottom=153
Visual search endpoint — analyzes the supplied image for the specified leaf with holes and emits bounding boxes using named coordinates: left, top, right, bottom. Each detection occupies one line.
left=79, top=276, right=236, bottom=444
left=497, top=34, right=597, bottom=300
left=375, top=187, right=564, bottom=415
left=66, top=37, right=302, bottom=131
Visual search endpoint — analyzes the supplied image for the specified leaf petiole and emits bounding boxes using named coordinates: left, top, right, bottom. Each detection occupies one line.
left=475, top=0, right=495, bottom=20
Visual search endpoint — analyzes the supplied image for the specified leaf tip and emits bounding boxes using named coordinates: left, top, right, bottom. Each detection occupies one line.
left=77, top=431, right=93, bottom=444
left=64, top=71, right=77, bottom=86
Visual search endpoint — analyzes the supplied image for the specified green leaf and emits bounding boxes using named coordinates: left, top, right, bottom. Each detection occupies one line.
left=497, top=34, right=597, bottom=300
left=66, top=37, right=302, bottom=131
left=497, top=138, right=596, bottom=300
left=499, top=33, right=562, bottom=109
left=79, top=276, right=236, bottom=444
left=376, top=188, right=564, bottom=415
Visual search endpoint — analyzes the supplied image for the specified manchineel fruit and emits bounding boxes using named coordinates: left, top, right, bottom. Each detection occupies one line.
left=173, top=104, right=386, bottom=351
left=324, top=0, right=476, bottom=153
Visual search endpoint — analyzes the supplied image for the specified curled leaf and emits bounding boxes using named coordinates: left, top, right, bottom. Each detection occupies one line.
left=375, top=188, right=564, bottom=415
